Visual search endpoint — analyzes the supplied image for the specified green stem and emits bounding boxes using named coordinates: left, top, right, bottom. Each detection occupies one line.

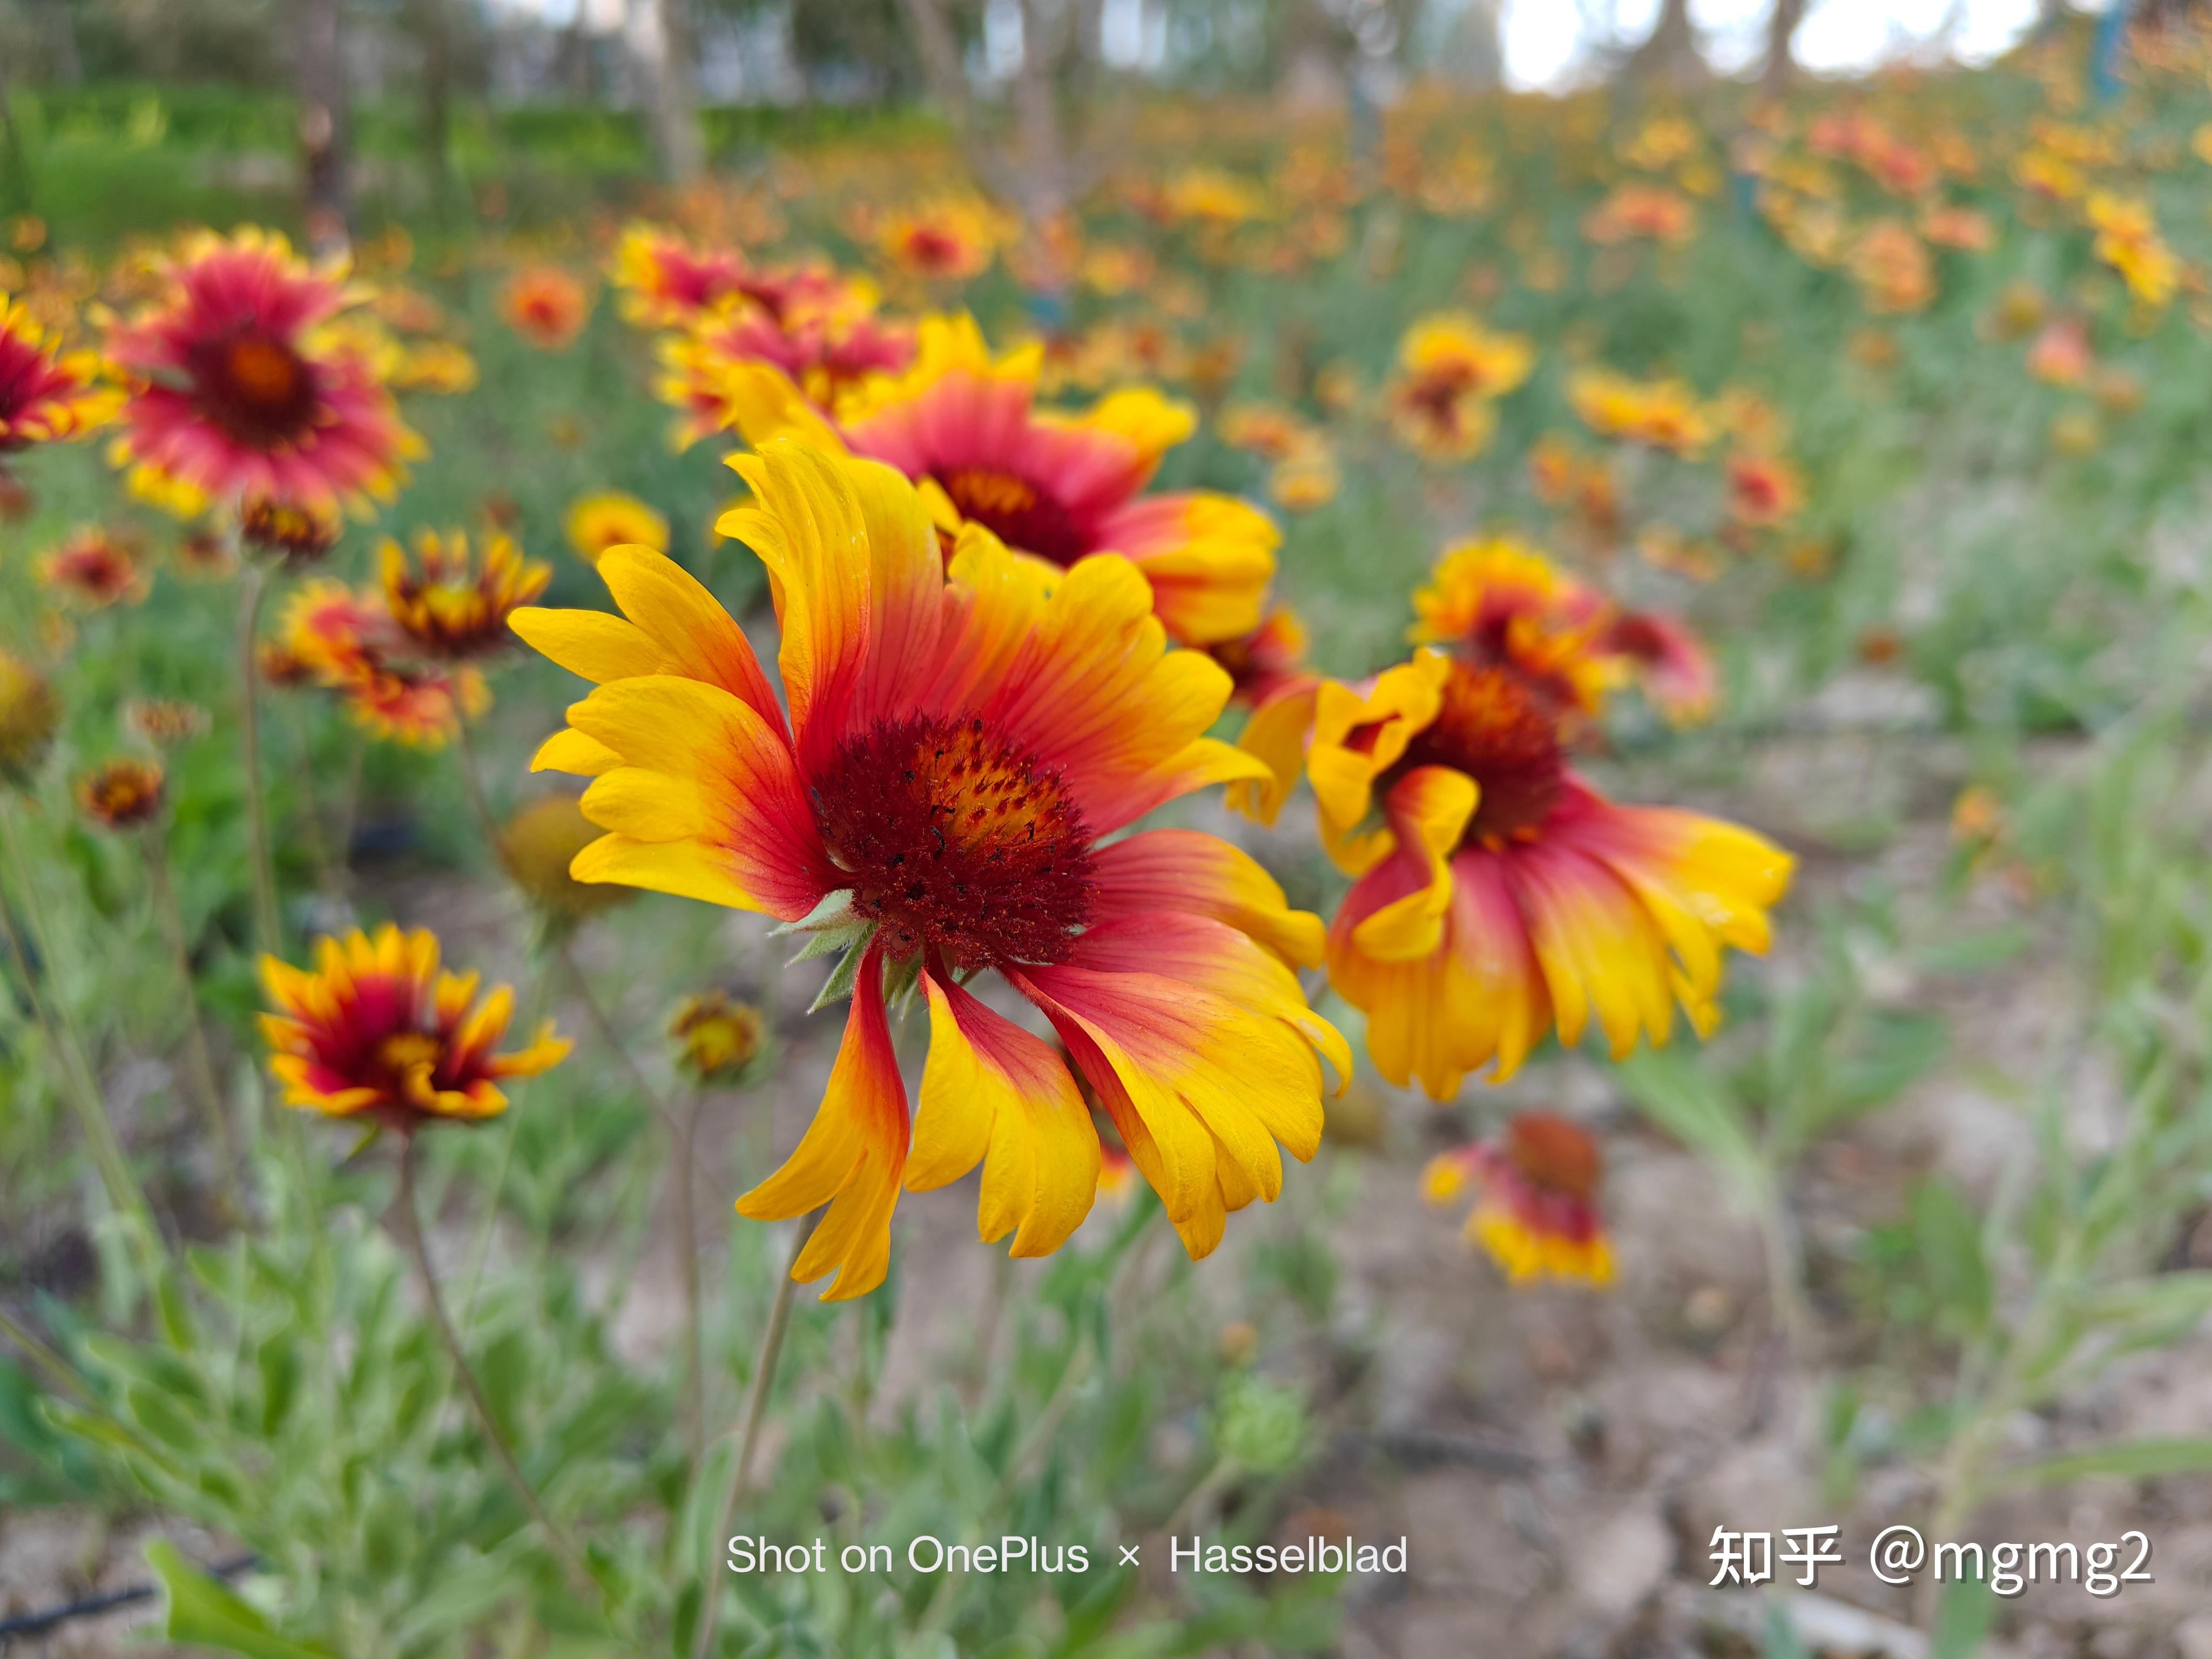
left=692, top=1211, right=818, bottom=1659
left=0, top=798, right=159, bottom=1256
left=235, top=562, right=280, bottom=956
left=675, top=1087, right=707, bottom=1472
left=390, top=1135, right=604, bottom=1603
left=144, top=826, right=241, bottom=1219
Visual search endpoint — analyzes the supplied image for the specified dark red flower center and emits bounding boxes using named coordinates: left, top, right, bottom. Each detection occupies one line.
left=812, top=714, right=1095, bottom=973
left=186, top=326, right=320, bottom=449
left=903, top=227, right=963, bottom=271
left=933, top=467, right=1091, bottom=566
left=1390, top=660, right=1564, bottom=845
left=1503, top=1112, right=1601, bottom=1202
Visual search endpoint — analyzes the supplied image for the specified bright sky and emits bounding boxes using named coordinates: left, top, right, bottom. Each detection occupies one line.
left=1501, top=0, right=2073, bottom=91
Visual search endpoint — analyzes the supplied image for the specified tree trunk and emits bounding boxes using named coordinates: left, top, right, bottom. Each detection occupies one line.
left=409, top=0, right=455, bottom=208
left=44, top=0, right=83, bottom=84
left=1760, top=0, right=1808, bottom=99
left=1012, top=0, right=1065, bottom=220
left=298, top=0, right=352, bottom=253
left=0, top=53, right=29, bottom=215
left=1624, top=0, right=1706, bottom=89
left=899, top=0, right=975, bottom=128
left=1438, top=0, right=1503, bottom=87
left=627, top=0, right=704, bottom=186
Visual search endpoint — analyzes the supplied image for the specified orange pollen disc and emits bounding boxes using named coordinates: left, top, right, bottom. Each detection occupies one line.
left=186, top=326, right=319, bottom=447
left=935, top=467, right=1089, bottom=565
left=1391, top=660, right=1565, bottom=844
left=812, top=714, right=1095, bottom=973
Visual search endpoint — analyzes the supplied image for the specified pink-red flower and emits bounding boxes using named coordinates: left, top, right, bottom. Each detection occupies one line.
left=104, top=230, right=419, bottom=513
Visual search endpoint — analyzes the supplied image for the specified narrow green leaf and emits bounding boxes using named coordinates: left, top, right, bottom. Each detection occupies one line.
left=1990, top=1435, right=2212, bottom=1491
left=146, top=1540, right=335, bottom=1659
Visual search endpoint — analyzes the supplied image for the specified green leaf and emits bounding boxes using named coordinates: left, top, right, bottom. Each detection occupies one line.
left=1930, top=1573, right=1994, bottom=1659
left=1989, top=1435, right=2212, bottom=1491
left=1615, top=1049, right=1767, bottom=1198
left=146, top=1540, right=335, bottom=1659
left=1911, top=1179, right=1992, bottom=1335
left=257, top=1330, right=299, bottom=1437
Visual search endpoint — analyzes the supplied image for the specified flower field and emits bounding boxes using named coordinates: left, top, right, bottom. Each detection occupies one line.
left=9, top=14, right=2212, bottom=1655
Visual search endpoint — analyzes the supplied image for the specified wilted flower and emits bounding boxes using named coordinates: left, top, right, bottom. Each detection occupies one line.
left=379, top=527, right=550, bottom=659
left=668, top=990, right=768, bottom=1084
left=38, top=526, right=148, bottom=608
left=125, top=697, right=212, bottom=746
left=240, top=493, right=342, bottom=565
left=76, top=757, right=166, bottom=830
left=0, top=651, right=60, bottom=783
left=259, top=923, right=569, bottom=1131
left=497, top=793, right=633, bottom=923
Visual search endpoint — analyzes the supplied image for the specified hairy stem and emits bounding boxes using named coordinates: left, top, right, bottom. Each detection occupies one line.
left=235, top=562, right=279, bottom=956
left=144, top=826, right=241, bottom=1218
left=692, top=1211, right=818, bottom=1659
left=674, top=1088, right=707, bottom=1471
left=390, top=1135, right=602, bottom=1601
left=0, top=800, right=159, bottom=1256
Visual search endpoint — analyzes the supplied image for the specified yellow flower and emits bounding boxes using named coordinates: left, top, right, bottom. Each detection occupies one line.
left=566, top=490, right=669, bottom=565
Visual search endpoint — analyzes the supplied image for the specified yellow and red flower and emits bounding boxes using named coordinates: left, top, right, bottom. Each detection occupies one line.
left=1422, top=1112, right=1613, bottom=1284
left=1850, top=220, right=1936, bottom=315
left=714, top=314, right=1277, bottom=647
left=513, top=437, right=1345, bottom=1298
left=38, top=526, right=148, bottom=608
left=103, top=229, right=418, bottom=513
left=566, top=490, right=669, bottom=563
left=1582, top=184, right=1696, bottom=246
left=259, top=924, right=569, bottom=1131
left=1300, top=652, right=1786, bottom=1096
left=1238, top=538, right=1783, bottom=1098
left=611, top=224, right=756, bottom=328
left=338, top=662, right=489, bottom=747
left=1724, top=450, right=1803, bottom=529
left=1384, top=313, right=1534, bottom=461
left=379, top=527, right=550, bottom=659
left=0, top=296, right=115, bottom=454
left=2087, top=192, right=2181, bottom=309
left=1208, top=605, right=1311, bottom=711
left=874, top=197, right=1014, bottom=282
left=499, top=264, right=591, bottom=349
left=656, top=268, right=912, bottom=447
left=1570, top=370, right=1712, bottom=455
